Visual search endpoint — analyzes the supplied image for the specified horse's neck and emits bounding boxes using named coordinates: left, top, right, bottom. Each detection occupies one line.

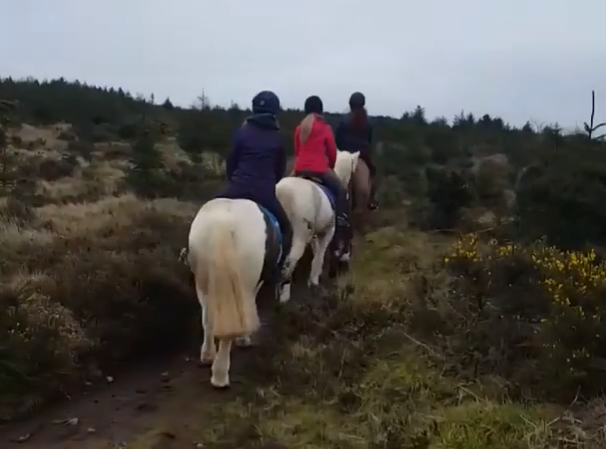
left=337, top=171, right=352, bottom=186
left=335, top=160, right=353, bottom=185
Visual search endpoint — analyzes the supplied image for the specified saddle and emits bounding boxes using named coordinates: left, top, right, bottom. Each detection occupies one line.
left=296, top=172, right=323, bottom=184
left=292, top=172, right=337, bottom=210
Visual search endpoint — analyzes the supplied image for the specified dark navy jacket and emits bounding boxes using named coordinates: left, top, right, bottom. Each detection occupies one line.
left=221, top=114, right=286, bottom=207
left=334, top=113, right=374, bottom=156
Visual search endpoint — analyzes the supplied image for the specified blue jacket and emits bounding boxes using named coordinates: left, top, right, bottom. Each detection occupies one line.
left=335, top=113, right=374, bottom=156
left=222, top=114, right=286, bottom=205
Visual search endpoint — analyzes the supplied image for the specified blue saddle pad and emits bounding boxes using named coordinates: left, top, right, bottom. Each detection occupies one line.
left=257, top=205, right=283, bottom=265
left=314, top=183, right=336, bottom=210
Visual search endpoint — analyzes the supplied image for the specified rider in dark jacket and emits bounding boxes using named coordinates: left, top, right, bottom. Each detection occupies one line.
left=215, top=90, right=293, bottom=272
left=334, top=92, right=378, bottom=209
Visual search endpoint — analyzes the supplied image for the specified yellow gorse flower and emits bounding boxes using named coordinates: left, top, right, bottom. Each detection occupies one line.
left=444, top=234, right=606, bottom=313
left=444, top=233, right=606, bottom=374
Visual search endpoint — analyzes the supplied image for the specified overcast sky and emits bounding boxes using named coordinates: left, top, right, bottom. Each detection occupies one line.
left=1, top=0, right=604, bottom=128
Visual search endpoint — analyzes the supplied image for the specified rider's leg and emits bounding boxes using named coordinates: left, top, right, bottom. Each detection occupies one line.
left=321, top=170, right=351, bottom=255
left=264, top=197, right=293, bottom=272
left=324, top=169, right=350, bottom=221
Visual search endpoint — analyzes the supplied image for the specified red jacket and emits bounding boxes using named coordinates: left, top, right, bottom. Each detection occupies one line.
left=294, top=115, right=337, bottom=173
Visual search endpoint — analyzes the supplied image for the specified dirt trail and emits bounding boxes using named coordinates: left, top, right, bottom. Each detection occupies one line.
left=1, top=353, right=202, bottom=448
left=0, top=280, right=309, bottom=449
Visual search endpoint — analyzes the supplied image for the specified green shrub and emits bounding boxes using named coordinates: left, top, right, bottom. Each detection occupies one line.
left=439, top=233, right=606, bottom=400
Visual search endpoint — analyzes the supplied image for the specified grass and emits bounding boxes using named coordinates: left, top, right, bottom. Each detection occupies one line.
left=126, top=226, right=603, bottom=449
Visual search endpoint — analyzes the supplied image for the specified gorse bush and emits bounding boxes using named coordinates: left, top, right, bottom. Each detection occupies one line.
left=424, top=167, right=474, bottom=229
left=444, top=233, right=606, bottom=399
left=515, top=157, right=606, bottom=251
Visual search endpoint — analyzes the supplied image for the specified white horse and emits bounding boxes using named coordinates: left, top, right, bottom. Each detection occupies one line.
left=276, top=150, right=359, bottom=303
left=186, top=198, right=281, bottom=388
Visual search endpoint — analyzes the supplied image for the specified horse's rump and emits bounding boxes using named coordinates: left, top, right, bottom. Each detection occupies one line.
left=276, top=177, right=334, bottom=232
left=188, top=199, right=264, bottom=337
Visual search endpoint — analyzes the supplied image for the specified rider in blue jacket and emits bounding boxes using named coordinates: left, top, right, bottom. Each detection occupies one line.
left=215, top=90, right=293, bottom=273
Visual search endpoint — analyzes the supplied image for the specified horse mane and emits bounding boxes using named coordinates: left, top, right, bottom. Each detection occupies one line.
left=299, top=113, right=316, bottom=144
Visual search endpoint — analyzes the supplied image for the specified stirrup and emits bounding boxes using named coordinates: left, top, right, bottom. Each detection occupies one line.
left=337, top=215, right=350, bottom=227
left=178, top=247, right=189, bottom=264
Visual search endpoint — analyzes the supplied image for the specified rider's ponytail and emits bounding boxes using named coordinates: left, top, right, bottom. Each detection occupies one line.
left=300, top=95, right=324, bottom=144
left=299, top=114, right=315, bottom=144
left=350, top=107, right=368, bottom=131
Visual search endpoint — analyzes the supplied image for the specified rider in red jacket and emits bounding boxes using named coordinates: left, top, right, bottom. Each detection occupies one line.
left=293, top=95, right=351, bottom=258
left=294, top=114, right=336, bottom=173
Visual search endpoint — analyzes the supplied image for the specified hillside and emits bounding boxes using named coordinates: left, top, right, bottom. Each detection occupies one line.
left=1, top=77, right=606, bottom=448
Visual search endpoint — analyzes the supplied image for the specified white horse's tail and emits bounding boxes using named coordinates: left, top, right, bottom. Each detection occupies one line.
left=195, top=212, right=260, bottom=339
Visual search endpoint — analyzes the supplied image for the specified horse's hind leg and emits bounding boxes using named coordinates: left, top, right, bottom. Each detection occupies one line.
left=280, top=229, right=310, bottom=303
left=211, top=337, right=233, bottom=388
left=197, top=284, right=216, bottom=365
left=309, top=227, right=335, bottom=287
left=235, top=283, right=262, bottom=347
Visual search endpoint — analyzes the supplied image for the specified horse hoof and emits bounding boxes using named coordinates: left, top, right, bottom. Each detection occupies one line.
left=337, top=260, right=351, bottom=274
left=307, top=282, right=324, bottom=295
left=235, top=336, right=252, bottom=347
left=199, top=351, right=216, bottom=366
left=279, top=283, right=291, bottom=303
left=339, top=252, right=351, bottom=262
left=210, top=377, right=230, bottom=389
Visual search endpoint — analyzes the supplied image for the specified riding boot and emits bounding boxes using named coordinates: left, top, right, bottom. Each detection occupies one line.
left=334, top=189, right=352, bottom=260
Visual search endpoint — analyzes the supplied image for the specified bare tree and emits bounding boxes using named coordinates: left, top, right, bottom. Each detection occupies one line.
left=584, top=90, right=606, bottom=141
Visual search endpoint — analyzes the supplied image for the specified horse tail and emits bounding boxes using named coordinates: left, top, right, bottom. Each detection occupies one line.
left=299, top=113, right=315, bottom=144
left=199, top=212, right=260, bottom=339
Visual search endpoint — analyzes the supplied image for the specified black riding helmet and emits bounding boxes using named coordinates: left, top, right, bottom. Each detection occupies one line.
left=349, top=92, right=366, bottom=109
left=252, top=90, right=280, bottom=115
left=304, top=95, right=323, bottom=114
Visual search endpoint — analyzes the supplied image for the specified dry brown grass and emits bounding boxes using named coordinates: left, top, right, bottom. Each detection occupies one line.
left=0, top=125, right=199, bottom=420
left=34, top=160, right=126, bottom=202
left=11, top=123, right=70, bottom=151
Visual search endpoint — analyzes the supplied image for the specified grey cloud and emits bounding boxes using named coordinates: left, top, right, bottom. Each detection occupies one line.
left=1, top=0, right=604, bottom=128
